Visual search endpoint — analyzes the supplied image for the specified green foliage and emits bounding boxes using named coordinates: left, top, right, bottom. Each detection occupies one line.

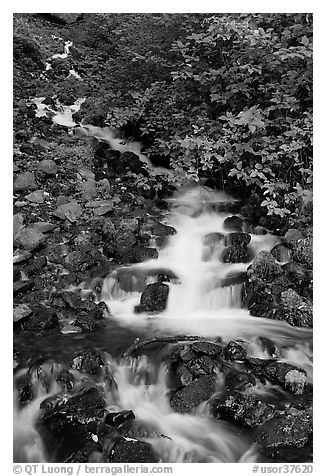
left=72, top=14, right=313, bottom=223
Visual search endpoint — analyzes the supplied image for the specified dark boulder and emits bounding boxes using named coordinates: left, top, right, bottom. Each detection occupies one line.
left=221, top=245, right=252, bottom=263
left=211, top=391, right=275, bottom=428
left=223, top=341, right=247, bottom=361
left=170, top=375, right=216, bottom=413
left=283, top=261, right=312, bottom=288
left=105, top=410, right=135, bottom=429
left=292, top=237, right=313, bottom=269
left=188, top=355, right=218, bottom=377
left=20, top=306, right=58, bottom=331
left=223, top=216, right=243, bottom=232
left=139, top=282, right=169, bottom=312
left=254, top=408, right=312, bottom=460
left=191, top=341, right=223, bottom=357
left=225, top=232, right=251, bottom=247
left=247, top=250, right=283, bottom=283
left=71, top=351, right=106, bottom=377
left=284, top=229, right=304, bottom=248
left=106, top=438, right=159, bottom=463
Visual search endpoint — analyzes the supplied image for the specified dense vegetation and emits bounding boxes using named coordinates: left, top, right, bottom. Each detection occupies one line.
left=95, top=13, right=312, bottom=225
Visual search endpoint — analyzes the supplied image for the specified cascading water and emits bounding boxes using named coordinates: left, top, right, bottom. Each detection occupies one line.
left=13, top=186, right=313, bottom=463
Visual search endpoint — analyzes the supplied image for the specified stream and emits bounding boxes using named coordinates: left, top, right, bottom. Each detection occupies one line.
left=13, top=186, right=312, bottom=463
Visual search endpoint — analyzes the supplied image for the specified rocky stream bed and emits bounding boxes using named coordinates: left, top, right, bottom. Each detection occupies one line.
left=13, top=14, right=313, bottom=464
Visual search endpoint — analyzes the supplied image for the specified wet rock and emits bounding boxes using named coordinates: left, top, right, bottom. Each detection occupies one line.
left=247, top=250, right=283, bottom=283
left=20, top=306, right=58, bottom=331
left=244, top=278, right=275, bottom=317
left=250, top=359, right=307, bottom=394
left=140, top=282, right=169, bottom=312
left=53, top=200, right=83, bottom=222
left=189, top=356, right=218, bottom=376
left=16, top=227, right=45, bottom=251
left=223, top=341, right=247, bottom=361
left=221, top=245, right=252, bottom=263
left=105, top=410, right=135, bottom=429
left=14, top=171, right=37, bottom=192
left=292, top=237, right=312, bottom=269
left=176, top=364, right=193, bottom=385
left=179, top=345, right=197, bottom=362
left=284, top=229, right=304, bottom=248
left=25, top=190, right=46, bottom=203
left=223, top=216, right=243, bottom=232
left=225, top=232, right=251, bottom=247
left=276, top=289, right=313, bottom=327
left=13, top=303, right=32, bottom=322
left=271, top=243, right=292, bottom=262
left=108, top=438, right=159, bottom=463
left=71, top=351, right=106, bottom=376
left=211, top=391, right=275, bottom=428
left=151, top=222, right=177, bottom=237
left=282, top=261, right=311, bottom=288
left=254, top=408, right=312, bottom=459
left=170, top=375, right=216, bottom=413
left=191, top=341, right=223, bottom=357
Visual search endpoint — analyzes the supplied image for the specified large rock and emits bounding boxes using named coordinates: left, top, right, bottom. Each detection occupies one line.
left=53, top=200, right=83, bottom=223
left=275, top=289, right=313, bottom=327
left=170, top=375, right=216, bottom=413
left=225, top=232, right=251, bottom=247
left=20, top=306, right=58, bottom=331
left=139, top=282, right=169, bottom=312
left=223, top=216, right=243, bottom=232
left=14, top=172, right=37, bottom=192
left=284, top=229, right=304, bottom=248
left=105, top=438, right=159, bottom=463
left=71, top=351, right=106, bottom=377
left=16, top=227, right=45, bottom=251
left=44, top=13, right=83, bottom=24
left=221, top=245, right=252, bottom=263
left=292, top=237, right=313, bottom=269
left=247, top=250, right=283, bottom=283
left=211, top=391, right=275, bottom=428
left=37, top=159, right=58, bottom=177
left=190, top=341, right=223, bottom=356
left=254, top=408, right=312, bottom=460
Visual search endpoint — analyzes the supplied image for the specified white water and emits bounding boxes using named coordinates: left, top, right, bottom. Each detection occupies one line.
left=14, top=186, right=312, bottom=463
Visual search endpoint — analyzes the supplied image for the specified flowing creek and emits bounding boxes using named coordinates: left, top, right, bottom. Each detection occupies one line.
left=13, top=187, right=313, bottom=463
